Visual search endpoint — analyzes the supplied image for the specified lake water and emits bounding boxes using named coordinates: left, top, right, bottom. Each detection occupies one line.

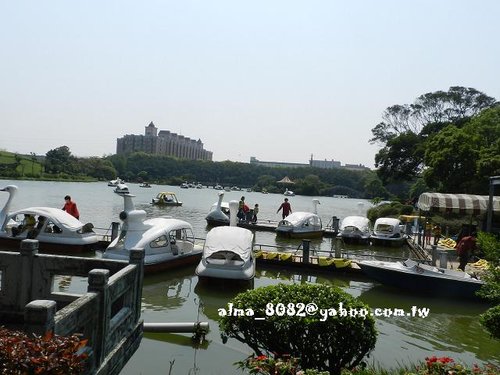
left=1, top=179, right=498, bottom=373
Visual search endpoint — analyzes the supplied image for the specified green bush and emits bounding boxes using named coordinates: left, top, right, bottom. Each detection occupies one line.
left=219, top=283, right=377, bottom=375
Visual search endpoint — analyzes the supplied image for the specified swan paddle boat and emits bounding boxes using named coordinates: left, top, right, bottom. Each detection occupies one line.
left=370, top=217, right=408, bottom=246
left=0, top=185, right=98, bottom=253
left=196, top=201, right=255, bottom=282
left=101, top=191, right=202, bottom=274
left=205, top=192, right=230, bottom=226
left=275, top=199, right=323, bottom=238
left=337, top=216, right=372, bottom=244
left=108, top=177, right=124, bottom=187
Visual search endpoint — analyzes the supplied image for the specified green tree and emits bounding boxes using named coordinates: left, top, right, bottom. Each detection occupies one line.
left=423, top=107, right=500, bottom=193
left=370, top=87, right=497, bottom=183
left=363, top=172, right=389, bottom=199
left=219, top=283, right=377, bottom=375
left=45, top=146, right=75, bottom=174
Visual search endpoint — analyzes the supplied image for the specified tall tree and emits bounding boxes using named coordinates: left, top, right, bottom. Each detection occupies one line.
left=45, top=146, right=74, bottom=174
left=370, top=87, right=497, bottom=183
left=423, top=106, right=500, bottom=193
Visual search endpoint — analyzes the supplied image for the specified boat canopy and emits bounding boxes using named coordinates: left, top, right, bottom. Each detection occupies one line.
left=8, top=207, right=83, bottom=230
left=417, top=192, right=500, bottom=215
left=203, top=226, right=253, bottom=261
left=281, top=212, right=320, bottom=226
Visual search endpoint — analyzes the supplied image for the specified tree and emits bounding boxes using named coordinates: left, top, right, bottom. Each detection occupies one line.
left=219, top=283, right=377, bottom=375
left=423, top=107, right=500, bottom=193
left=370, top=87, right=497, bottom=183
left=45, top=146, right=75, bottom=174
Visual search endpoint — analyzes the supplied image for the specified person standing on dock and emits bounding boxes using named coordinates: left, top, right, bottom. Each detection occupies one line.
left=277, top=198, right=292, bottom=219
left=456, top=233, right=477, bottom=271
left=252, top=204, right=259, bottom=223
left=62, top=195, right=80, bottom=220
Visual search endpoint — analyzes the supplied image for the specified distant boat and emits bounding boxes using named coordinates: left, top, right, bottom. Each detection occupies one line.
left=139, top=182, right=152, bottom=188
left=180, top=182, right=189, bottom=189
left=284, top=188, right=295, bottom=196
left=151, top=192, right=182, bottom=206
left=337, top=216, right=372, bottom=244
left=357, top=259, right=484, bottom=299
left=214, top=184, right=223, bottom=190
left=370, top=217, right=407, bottom=247
left=108, top=177, right=124, bottom=187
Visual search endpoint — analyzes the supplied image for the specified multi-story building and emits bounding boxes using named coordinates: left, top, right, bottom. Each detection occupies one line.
left=116, top=122, right=213, bottom=161
left=249, top=155, right=370, bottom=170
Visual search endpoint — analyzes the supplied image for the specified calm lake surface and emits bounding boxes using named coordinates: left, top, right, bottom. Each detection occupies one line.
left=1, top=179, right=498, bottom=373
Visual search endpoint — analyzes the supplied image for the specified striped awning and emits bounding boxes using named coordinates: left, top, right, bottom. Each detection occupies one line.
left=417, top=192, right=500, bottom=215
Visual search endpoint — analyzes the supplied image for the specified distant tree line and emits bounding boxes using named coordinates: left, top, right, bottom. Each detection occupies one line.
left=1, top=86, right=498, bottom=199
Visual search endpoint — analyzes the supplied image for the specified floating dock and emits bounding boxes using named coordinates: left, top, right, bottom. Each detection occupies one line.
left=236, top=220, right=339, bottom=237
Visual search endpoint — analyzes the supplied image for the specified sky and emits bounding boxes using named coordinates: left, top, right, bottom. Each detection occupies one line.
left=1, top=1, right=500, bottom=169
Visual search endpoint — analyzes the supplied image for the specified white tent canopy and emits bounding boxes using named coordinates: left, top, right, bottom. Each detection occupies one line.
left=417, top=192, right=500, bottom=215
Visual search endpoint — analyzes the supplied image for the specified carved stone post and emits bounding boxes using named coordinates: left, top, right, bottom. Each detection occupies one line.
left=24, top=299, right=56, bottom=336
left=88, top=269, right=110, bottom=365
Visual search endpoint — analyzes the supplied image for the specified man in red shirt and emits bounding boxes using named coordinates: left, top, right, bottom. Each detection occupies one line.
left=455, top=233, right=477, bottom=271
left=62, top=195, right=80, bottom=220
left=277, top=198, right=292, bottom=220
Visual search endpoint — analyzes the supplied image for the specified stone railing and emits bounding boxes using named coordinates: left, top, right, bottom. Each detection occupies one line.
left=0, top=239, right=144, bottom=375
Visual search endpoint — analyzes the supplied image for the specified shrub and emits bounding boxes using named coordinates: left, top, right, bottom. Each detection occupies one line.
left=219, top=283, right=377, bottom=375
left=0, top=327, right=87, bottom=374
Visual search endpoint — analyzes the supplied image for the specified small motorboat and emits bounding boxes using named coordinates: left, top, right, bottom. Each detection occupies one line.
left=196, top=200, right=255, bottom=282
left=0, top=185, right=98, bottom=253
left=139, top=182, right=152, bottom=188
left=370, top=217, right=407, bottom=246
left=275, top=199, right=323, bottom=238
left=151, top=192, right=182, bottom=206
left=114, top=183, right=130, bottom=195
left=108, top=177, right=124, bottom=187
left=284, top=188, right=295, bottom=196
left=205, top=192, right=230, bottom=226
left=337, top=216, right=372, bottom=244
left=357, top=259, right=484, bottom=299
left=180, top=182, right=189, bottom=189
left=102, top=192, right=202, bottom=274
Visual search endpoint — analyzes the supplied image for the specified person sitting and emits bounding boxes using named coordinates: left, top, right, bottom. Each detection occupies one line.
left=12, top=214, right=36, bottom=237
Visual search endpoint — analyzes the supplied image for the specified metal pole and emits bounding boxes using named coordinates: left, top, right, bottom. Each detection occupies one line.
left=302, top=240, right=310, bottom=264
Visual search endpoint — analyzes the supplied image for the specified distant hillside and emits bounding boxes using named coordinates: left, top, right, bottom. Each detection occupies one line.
left=0, top=150, right=44, bottom=177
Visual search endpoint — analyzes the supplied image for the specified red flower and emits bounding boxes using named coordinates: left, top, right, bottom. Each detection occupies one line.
left=256, top=355, right=268, bottom=361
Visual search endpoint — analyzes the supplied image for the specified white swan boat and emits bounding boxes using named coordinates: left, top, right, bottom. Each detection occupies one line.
left=101, top=191, right=202, bottom=274
left=108, top=177, right=124, bottom=187
left=337, top=216, right=372, bottom=244
left=357, top=259, right=484, bottom=299
left=0, top=185, right=98, bottom=253
left=370, top=217, right=407, bottom=246
left=275, top=199, right=323, bottom=238
left=114, top=183, right=130, bottom=195
left=196, top=201, right=255, bottom=282
left=205, top=192, right=230, bottom=226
